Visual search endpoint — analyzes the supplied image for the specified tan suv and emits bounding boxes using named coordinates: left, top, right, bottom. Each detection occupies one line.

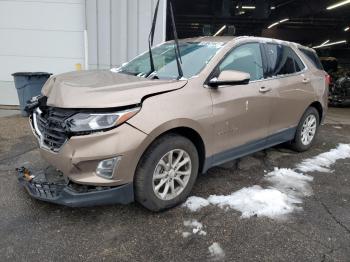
left=18, top=36, right=328, bottom=211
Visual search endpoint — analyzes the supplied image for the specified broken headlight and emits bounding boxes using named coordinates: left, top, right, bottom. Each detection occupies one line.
left=66, top=107, right=140, bottom=133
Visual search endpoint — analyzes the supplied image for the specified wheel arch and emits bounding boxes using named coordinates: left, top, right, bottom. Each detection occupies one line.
left=136, top=121, right=207, bottom=175
left=309, top=101, right=323, bottom=123
left=159, top=127, right=206, bottom=174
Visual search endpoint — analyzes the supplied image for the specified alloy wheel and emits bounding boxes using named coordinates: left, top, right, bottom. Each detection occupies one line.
left=301, top=114, right=317, bottom=146
left=152, top=149, right=192, bottom=201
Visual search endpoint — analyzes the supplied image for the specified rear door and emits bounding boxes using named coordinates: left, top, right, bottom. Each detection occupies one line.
left=262, top=43, right=313, bottom=138
left=209, top=42, right=273, bottom=159
left=298, top=48, right=328, bottom=113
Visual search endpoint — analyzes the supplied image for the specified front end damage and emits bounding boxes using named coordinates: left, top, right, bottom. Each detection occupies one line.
left=17, top=95, right=142, bottom=207
left=16, top=68, right=186, bottom=207
left=16, top=166, right=134, bottom=207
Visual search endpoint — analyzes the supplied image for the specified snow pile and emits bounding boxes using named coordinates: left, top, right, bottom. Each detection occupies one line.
left=182, top=232, right=191, bottom=238
left=182, top=196, right=210, bottom=212
left=265, top=168, right=313, bottom=198
left=183, top=144, right=350, bottom=219
left=182, top=219, right=207, bottom=238
left=183, top=168, right=314, bottom=218
left=210, top=168, right=312, bottom=219
left=208, top=185, right=301, bottom=219
left=296, top=143, right=350, bottom=173
left=208, top=242, right=225, bottom=260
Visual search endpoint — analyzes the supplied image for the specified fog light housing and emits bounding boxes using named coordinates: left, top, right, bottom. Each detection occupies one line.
left=96, top=157, right=120, bottom=179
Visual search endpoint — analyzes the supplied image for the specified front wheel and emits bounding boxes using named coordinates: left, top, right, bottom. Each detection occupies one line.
left=290, top=107, right=320, bottom=152
left=134, top=134, right=199, bottom=211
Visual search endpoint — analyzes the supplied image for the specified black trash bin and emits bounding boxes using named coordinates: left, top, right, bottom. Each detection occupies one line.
left=12, top=72, right=52, bottom=116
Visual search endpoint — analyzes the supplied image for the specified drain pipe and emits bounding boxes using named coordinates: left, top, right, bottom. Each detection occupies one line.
left=84, top=0, right=89, bottom=70
left=84, top=29, right=89, bottom=70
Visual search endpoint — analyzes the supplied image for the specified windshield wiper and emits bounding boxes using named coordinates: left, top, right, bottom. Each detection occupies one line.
left=147, top=0, right=160, bottom=77
left=169, top=1, right=184, bottom=80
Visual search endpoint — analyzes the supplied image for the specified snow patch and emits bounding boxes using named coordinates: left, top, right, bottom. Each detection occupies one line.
left=183, top=144, right=350, bottom=219
left=333, top=126, right=342, bottom=129
left=182, top=219, right=206, bottom=237
left=184, top=168, right=314, bottom=218
left=208, top=242, right=225, bottom=260
left=182, top=196, right=210, bottom=211
left=206, top=168, right=312, bottom=218
left=182, top=232, right=191, bottom=238
left=296, top=144, right=350, bottom=173
left=265, top=168, right=313, bottom=198
left=208, top=185, right=300, bottom=219
left=198, top=230, right=207, bottom=236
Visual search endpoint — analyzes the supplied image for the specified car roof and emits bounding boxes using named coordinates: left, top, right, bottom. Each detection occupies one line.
left=174, top=36, right=313, bottom=52
left=179, top=36, right=236, bottom=43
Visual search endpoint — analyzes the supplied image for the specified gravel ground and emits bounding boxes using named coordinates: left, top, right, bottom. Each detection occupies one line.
left=0, top=108, right=349, bottom=262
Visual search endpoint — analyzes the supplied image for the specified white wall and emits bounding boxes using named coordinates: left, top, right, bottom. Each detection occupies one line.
left=0, top=0, right=85, bottom=105
left=86, top=0, right=167, bottom=69
left=0, top=0, right=167, bottom=105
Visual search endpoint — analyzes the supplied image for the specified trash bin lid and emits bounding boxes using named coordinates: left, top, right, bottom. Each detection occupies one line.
left=11, top=72, right=52, bottom=77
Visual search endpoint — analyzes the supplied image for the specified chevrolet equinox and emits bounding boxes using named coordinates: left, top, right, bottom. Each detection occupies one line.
left=18, top=36, right=328, bottom=211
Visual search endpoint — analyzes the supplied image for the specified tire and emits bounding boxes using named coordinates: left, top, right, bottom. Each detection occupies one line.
left=290, top=107, right=320, bottom=152
left=134, top=133, right=199, bottom=211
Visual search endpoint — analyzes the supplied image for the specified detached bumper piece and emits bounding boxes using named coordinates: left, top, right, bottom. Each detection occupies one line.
left=16, top=167, right=134, bottom=207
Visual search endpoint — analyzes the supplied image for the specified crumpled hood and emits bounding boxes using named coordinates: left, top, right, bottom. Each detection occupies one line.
left=42, top=70, right=187, bottom=108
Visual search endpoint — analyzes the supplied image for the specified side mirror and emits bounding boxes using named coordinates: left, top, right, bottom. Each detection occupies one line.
left=208, top=70, right=250, bottom=88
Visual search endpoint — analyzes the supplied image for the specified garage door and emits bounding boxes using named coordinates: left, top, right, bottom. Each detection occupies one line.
left=0, top=0, right=85, bottom=105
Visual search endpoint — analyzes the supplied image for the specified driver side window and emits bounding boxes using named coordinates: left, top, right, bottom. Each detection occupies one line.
left=218, top=43, right=264, bottom=81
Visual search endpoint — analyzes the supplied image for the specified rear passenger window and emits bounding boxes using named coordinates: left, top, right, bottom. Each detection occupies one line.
left=218, top=43, right=264, bottom=81
left=298, top=48, right=324, bottom=70
left=293, top=52, right=305, bottom=72
left=264, top=44, right=305, bottom=77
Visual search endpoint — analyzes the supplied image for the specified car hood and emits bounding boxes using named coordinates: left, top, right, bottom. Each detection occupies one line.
left=42, top=70, right=187, bottom=108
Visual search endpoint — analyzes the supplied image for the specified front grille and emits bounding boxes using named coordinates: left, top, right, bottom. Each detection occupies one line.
left=34, top=107, right=75, bottom=152
left=30, top=180, right=66, bottom=199
left=17, top=166, right=67, bottom=200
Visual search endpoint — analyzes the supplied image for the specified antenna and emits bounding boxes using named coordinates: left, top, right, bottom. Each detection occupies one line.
left=148, top=0, right=161, bottom=75
left=169, top=1, right=184, bottom=79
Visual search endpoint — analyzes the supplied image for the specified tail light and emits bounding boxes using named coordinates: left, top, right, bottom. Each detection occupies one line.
left=325, top=74, right=331, bottom=86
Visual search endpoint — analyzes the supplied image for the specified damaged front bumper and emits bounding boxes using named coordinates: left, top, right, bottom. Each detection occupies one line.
left=16, top=166, right=134, bottom=207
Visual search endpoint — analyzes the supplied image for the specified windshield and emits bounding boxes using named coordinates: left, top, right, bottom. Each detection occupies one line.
left=116, top=42, right=225, bottom=79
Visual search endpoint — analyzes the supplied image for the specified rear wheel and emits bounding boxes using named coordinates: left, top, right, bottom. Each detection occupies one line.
left=290, top=107, right=320, bottom=152
left=134, top=134, right=199, bottom=211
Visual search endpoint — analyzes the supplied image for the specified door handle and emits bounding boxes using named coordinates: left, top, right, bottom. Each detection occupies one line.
left=259, top=86, right=272, bottom=93
left=302, top=78, right=310, bottom=84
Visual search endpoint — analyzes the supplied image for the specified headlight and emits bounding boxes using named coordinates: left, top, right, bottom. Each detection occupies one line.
left=67, top=107, right=140, bottom=132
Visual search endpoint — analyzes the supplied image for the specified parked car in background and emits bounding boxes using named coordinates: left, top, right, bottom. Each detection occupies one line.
left=18, top=36, right=328, bottom=211
left=320, top=57, right=338, bottom=73
left=329, top=74, right=350, bottom=106
left=320, top=57, right=350, bottom=106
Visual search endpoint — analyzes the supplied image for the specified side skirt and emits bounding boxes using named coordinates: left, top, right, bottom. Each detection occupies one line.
left=203, top=127, right=297, bottom=172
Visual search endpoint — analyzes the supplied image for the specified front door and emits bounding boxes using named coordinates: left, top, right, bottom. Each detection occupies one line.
left=209, top=42, right=272, bottom=162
